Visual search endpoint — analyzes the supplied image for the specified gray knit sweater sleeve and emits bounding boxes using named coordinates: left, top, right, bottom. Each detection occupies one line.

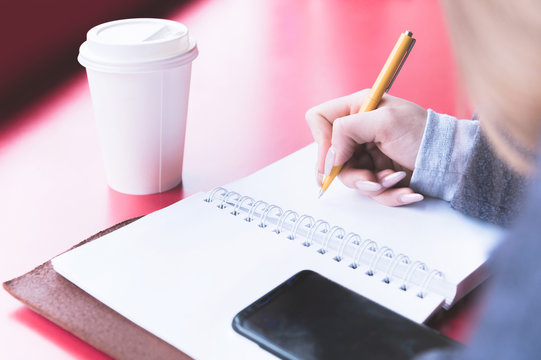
left=410, top=110, right=525, bottom=226
left=410, top=110, right=478, bottom=201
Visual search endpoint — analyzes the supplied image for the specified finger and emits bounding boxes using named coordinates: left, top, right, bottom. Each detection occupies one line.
left=370, top=188, right=424, bottom=207
left=306, top=90, right=372, bottom=176
left=305, top=89, right=371, bottom=130
left=315, top=146, right=336, bottom=187
left=378, top=170, right=407, bottom=188
left=330, top=108, right=391, bottom=165
left=375, top=169, right=395, bottom=182
left=306, top=112, right=335, bottom=178
left=306, top=106, right=332, bottom=177
left=338, top=167, right=383, bottom=195
left=322, top=146, right=336, bottom=177
left=316, top=141, right=332, bottom=178
left=305, top=97, right=352, bottom=146
left=316, top=170, right=324, bottom=187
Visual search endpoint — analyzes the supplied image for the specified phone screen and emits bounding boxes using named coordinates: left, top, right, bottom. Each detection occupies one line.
left=232, top=270, right=459, bottom=360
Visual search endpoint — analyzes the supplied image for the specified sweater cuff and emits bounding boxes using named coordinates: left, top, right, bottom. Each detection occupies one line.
left=410, top=109, right=479, bottom=201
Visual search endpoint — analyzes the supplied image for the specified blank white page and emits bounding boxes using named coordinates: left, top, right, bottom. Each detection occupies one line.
left=52, top=143, right=503, bottom=359
left=225, top=143, right=503, bottom=293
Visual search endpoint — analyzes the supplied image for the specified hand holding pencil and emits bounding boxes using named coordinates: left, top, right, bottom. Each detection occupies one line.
left=305, top=31, right=427, bottom=206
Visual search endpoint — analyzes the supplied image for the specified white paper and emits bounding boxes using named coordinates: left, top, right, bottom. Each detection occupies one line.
left=225, top=144, right=503, bottom=289
left=52, top=143, right=503, bottom=359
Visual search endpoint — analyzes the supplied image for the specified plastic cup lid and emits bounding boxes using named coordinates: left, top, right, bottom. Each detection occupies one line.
left=78, top=18, right=198, bottom=73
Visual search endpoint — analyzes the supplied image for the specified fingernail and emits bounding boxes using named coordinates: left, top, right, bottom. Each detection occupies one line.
left=381, top=171, right=407, bottom=188
left=399, top=193, right=424, bottom=204
left=323, top=147, right=336, bottom=176
left=355, top=180, right=382, bottom=192
left=316, top=172, right=324, bottom=186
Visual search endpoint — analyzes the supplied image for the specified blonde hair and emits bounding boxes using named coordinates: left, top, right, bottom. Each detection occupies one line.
left=442, top=0, right=541, bottom=174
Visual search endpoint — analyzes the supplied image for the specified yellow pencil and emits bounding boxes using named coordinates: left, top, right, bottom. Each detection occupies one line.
left=319, top=30, right=416, bottom=198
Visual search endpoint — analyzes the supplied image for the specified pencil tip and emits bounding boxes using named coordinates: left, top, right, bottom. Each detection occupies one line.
left=318, top=189, right=325, bottom=199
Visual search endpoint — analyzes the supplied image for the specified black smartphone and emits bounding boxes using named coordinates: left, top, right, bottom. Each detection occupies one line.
left=232, top=270, right=459, bottom=360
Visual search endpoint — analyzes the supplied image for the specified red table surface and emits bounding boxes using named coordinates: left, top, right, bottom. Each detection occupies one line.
left=0, top=0, right=481, bottom=358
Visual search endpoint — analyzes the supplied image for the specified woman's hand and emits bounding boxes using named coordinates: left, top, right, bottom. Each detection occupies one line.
left=305, top=90, right=427, bottom=206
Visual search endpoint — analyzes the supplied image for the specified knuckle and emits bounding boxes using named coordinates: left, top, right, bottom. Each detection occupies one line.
left=332, top=117, right=348, bottom=136
left=306, top=119, right=331, bottom=144
left=305, top=107, right=317, bottom=124
left=357, top=88, right=371, bottom=97
left=377, top=106, right=400, bottom=141
left=352, top=89, right=371, bottom=109
left=379, top=105, right=398, bottom=121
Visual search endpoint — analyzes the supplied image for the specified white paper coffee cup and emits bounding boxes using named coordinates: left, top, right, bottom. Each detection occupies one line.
left=79, top=18, right=198, bottom=195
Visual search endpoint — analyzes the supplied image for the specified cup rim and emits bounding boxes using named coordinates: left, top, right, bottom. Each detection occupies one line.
left=78, top=39, right=198, bottom=73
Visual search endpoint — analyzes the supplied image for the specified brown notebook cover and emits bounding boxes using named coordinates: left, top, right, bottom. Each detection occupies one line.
left=4, top=218, right=479, bottom=358
left=3, top=218, right=192, bottom=360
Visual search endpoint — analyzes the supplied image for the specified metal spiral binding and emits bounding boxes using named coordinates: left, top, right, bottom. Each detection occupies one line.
left=234, top=196, right=254, bottom=217
left=204, top=187, right=446, bottom=301
left=367, top=246, right=393, bottom=276
left=318, top=226, right=345, bottom=254
left=288, top=215, right=315, bottom=240
left=401, top=261, right=427, bottom=291
left=305, top=220, right=330, bottom=247
left=383, top=254, right=410, bottom=284
left=274, top=210, right=298, bottom=234
left=245, top=200, right=268, bottom=222
left=334, top=233, right=361, bottom=262
left=219, top=191, right=241, bottom=211
left=418, top=269, right=444, bottom=299
left=259, top=205, right=283, bottom=228
left=204, top=187, right=228, bottom=203
left=351, top=239, right=377, bottom=269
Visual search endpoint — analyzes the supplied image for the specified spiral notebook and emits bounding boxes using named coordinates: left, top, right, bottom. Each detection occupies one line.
left=52, top=143, right=502, bottom=359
